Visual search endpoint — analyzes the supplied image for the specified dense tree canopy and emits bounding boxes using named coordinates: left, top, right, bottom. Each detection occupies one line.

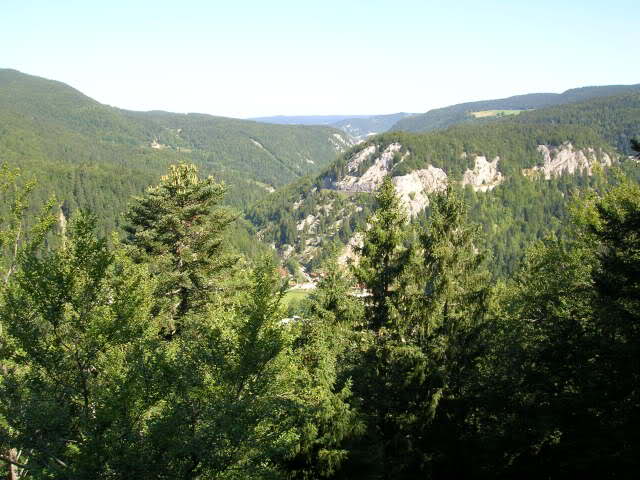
left=2, top=68, right=640, bottom=478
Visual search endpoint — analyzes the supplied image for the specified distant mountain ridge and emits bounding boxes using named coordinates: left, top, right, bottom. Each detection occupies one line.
left=392, top=84, right=640, bottom=133
left=252, top=112, right=417, bottom=141
left=250, top=115, right=373, bottom=125
left=331, top=113, right=416, bottom=141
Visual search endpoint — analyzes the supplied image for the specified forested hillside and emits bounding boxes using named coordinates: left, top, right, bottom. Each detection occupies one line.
left=248, top=92, right=640, bottom=277
left=510, top=91, right=640, bottom=154
left=392, top=83, right=640, bottom=133
left=2, top=155, right=639, bottom=478
left=0, top=69, right=353, bottom=236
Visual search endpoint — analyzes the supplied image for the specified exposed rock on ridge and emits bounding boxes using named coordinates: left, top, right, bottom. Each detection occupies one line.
left=335, top=143, right=403, bottom=192
left=392, top=166, right=448, bottom=216
left=462, top=156, right=504, bottom=192
left=338, top=232, right=364, bottom=265
left=329, top=133, right=355, bottom=152
left=524, top=142, right=613, bottom=179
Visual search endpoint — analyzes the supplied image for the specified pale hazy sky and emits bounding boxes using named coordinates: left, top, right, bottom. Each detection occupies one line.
left=3, top=0, right=639, bottom=118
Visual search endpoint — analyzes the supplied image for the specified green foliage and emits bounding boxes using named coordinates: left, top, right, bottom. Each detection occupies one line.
left=469, top=179, right=640, bottom=478
left=0, top=164, right=56, bottom=285
left=352, top=176, right=410, bottom=331
left=342, top=185, right=492, bottom=479
left=281, top=253, right=364, bottom=479
left=0, top=181, right=362, bottom=479
left=304, top=252, right=364, bottom=328
left=511, top=91, right=640, bottom=154
left=0, top=212, right=159, bottom=478
left=139, top=256, right=296, bottom=478
left=124, top=163, right=237, bottom=335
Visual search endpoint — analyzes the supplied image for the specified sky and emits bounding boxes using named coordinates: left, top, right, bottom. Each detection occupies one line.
left=3, top=0, right=639, bottom=118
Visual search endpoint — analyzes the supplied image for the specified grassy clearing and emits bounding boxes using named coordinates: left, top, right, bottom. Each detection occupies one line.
left=470, top=109, right=525, bottom=118
left=282, top=289, right=312, bottom=309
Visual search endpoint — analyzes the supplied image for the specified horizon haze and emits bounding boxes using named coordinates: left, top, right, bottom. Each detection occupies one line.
left=3, top=0, right=639, bottom=118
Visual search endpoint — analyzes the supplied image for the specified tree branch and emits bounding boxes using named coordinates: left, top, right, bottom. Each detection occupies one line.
left=0, top=454, right=30, bottom=470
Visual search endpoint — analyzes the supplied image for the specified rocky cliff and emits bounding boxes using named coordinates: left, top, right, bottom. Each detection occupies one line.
left=524, top=142, right=613, bottom=179
left=462, top=156, right=504, bottom=192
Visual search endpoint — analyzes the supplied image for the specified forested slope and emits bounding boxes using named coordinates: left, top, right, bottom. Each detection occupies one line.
left=0, top=69, right=353, bottom=235
left=249, top=92, right=640, bottom=277
left=510, top=91, right=640, bottom=154
left=392, top=83, right=640, bottom=133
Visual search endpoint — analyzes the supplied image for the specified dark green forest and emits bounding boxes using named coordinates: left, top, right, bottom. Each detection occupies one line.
left=2, top=152, right=639, bottom=478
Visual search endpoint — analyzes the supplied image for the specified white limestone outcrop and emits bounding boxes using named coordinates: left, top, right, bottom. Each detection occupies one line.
left=338, top=232, right=364, bottom=265
left=462, top=156, right=504, bottom=192
left=336, top=143, right=403, bottom=192
left=296, top=214, right=318, bottom=232
left=392, top=166, right=448, bottom=216
left=524, top=143, right=613, bottom=179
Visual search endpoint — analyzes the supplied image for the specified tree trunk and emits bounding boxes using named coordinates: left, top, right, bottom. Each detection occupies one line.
left=6, top=449, right=18, bottom=480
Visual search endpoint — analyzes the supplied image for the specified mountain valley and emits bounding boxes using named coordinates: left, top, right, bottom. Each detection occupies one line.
left=2, top=68, right=639, bottom=276
left=248, top=92, right=640, bottom=277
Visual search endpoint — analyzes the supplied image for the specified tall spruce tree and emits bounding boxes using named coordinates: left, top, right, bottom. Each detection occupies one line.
left=279, top=255, right=364, bottom=479
left=403, top=186, right=491, bottom=477
left=345, top=184, right=492, bottom=480
left=352, top=175, right=410, bottom=331
left=124, top=163, right=236, bottom=335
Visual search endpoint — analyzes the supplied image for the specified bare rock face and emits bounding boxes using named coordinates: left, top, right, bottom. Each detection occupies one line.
left=280, top=244, right=295, bottom=259
left=392, top=166, right=448, bottom=216
left=329, top=133, right=355, bottom=152
left=462, top=155, right=504, bottom=192
left=336, top=143, right=403, bottom=192
left=333, top=142, right=448, bottom=216
left=524, top=142, right=613, bottom=179
left=325, top=139, right=616, bottom=270
left=338, top=232, right=364, bottom=265
left=345, top=145, right=377, bottom=173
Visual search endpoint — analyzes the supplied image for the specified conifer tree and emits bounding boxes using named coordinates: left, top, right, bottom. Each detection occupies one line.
left=281, top=252, right=364, bottom=479
left=306, top=250, right=363, bottom=327
left=401, top=186, right=491, bottom=477
left=346, top=184, right=492, bottom=479
left=412, top=185, right=490, bottom=367
left=352, top=175, right=410, bottom=331
left=124, top=163, right=236, bottom=335
left=0, top=212, right=158, bottom=479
